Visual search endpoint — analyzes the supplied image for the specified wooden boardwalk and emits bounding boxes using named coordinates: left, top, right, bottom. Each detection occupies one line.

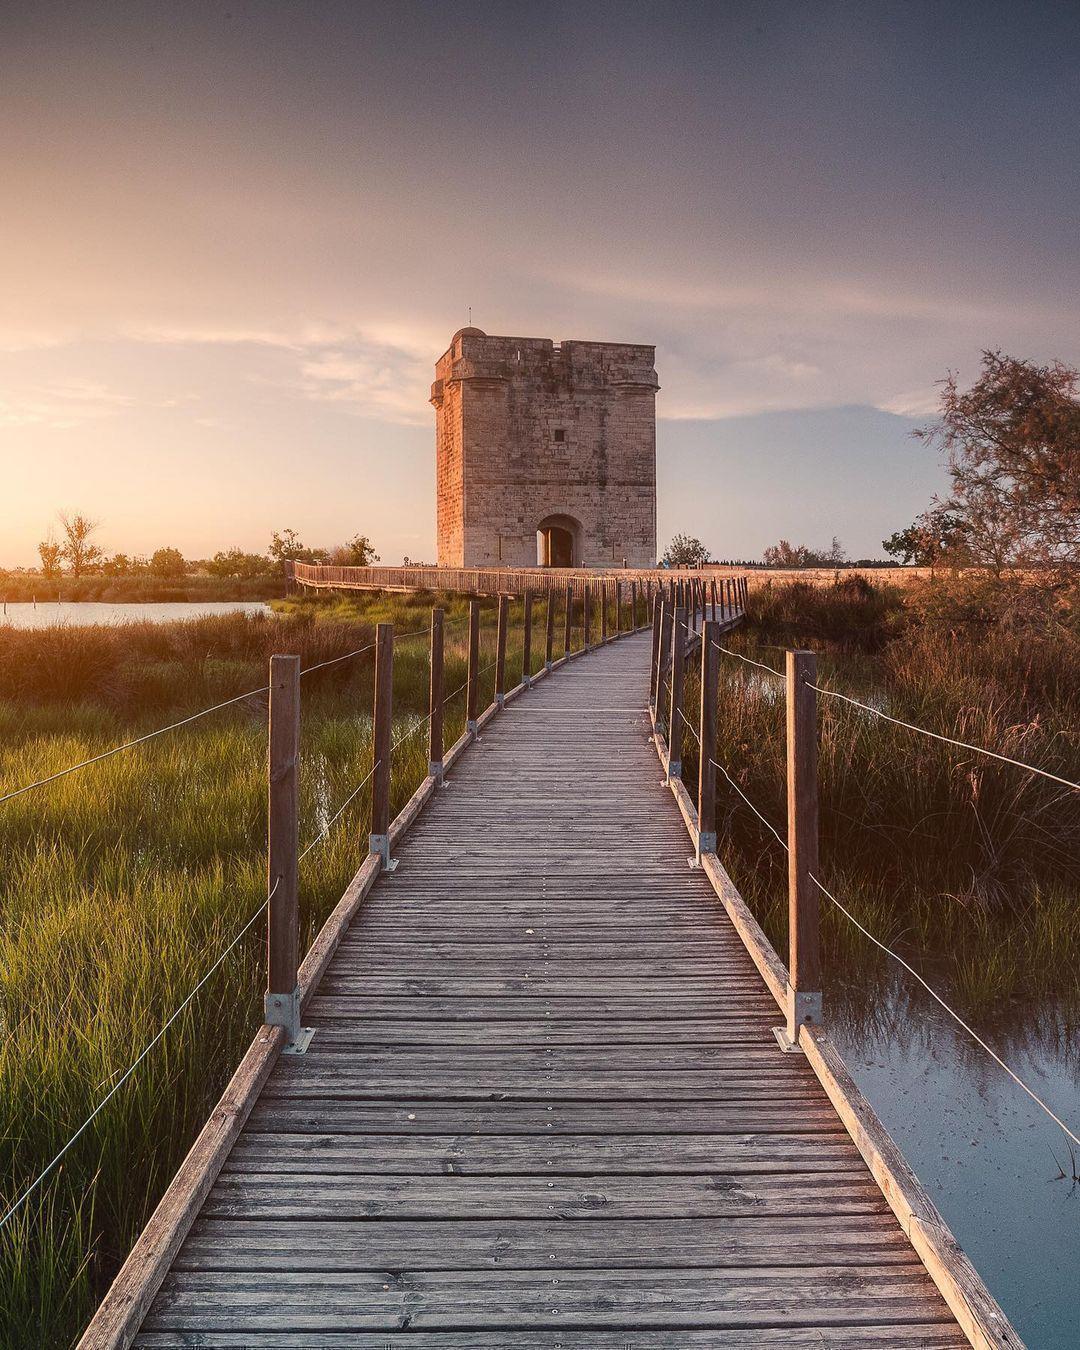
left=132, top=631, right=969, bottom=1346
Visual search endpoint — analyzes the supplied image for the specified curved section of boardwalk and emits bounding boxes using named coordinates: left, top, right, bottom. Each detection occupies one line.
left=136, top=633, right=964, bottom=1346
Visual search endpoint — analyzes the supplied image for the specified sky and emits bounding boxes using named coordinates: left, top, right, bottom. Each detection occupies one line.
left=2, top=0, right=1078, bottom=566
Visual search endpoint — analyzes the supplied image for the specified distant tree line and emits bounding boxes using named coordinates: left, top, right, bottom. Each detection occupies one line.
left=18, top=518, right=380, bottom=581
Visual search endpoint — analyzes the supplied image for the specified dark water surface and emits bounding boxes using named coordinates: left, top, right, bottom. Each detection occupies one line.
left=832, top=970, right=1080, bottom=1347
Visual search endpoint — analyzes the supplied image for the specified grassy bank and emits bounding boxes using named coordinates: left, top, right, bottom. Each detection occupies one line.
left=677, top=576, right=1080, bottom=1011
left=0, top=590, right=571, bottom=1346
left=0, top=574, right=286, bottom=603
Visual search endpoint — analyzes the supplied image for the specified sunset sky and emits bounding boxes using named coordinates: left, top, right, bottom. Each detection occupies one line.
left=3, top=0, right=1078, bottom=566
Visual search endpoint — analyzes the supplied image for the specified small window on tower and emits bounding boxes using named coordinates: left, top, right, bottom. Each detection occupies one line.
left=553, top=428, right=566, bottom=442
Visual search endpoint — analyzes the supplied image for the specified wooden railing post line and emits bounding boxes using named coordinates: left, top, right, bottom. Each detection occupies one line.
left=369, top=622, right=396, bottom=871
left=494, top=593, right=509, bottom=707
left=784, top=648, right=821, bottom=1046
left=544, top=591, right=555, bottom=669
left=696, top=619, right=719, bottom=863
left=466, top=600, right=480, bottom=733
left=583, top=582, right=592, bottom=650
left=522, top=591, right=533, bottom=688
left=667, top=605, right=687, bottom=782
left=266, top=654, right=302, bottom=1042
left=649, top=593, right=662, bottom=708
left=563, top=583, right=572, bottom=659
left=428, top=607, right=444, bottom=784
left=653, top=599, right=671, bottom=726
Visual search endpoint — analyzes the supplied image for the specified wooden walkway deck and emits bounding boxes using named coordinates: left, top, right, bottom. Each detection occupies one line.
left=129, top=631, right=971, bottom=1347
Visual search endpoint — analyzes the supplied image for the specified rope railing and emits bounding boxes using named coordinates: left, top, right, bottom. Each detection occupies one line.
left=809, top=679, right=1080, bottom=794
left=0, top=639, right=381, bottom=807
left=0, top=876, right=280, bottom=1235
left=0, top=685, right=272, bottom=806
left=298, top=763, right=379, bottom=863
left=707, top=754, right=1080, bottom=1151
left=649, top=585, right=1080, bottom=1159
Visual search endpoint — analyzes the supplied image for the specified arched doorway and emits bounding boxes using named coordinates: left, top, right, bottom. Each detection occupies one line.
left=536, top=514, right=581, bottom=568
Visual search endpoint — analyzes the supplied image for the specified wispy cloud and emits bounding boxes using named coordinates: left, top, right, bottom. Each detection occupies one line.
left=0, top=378, right=136, bottom=429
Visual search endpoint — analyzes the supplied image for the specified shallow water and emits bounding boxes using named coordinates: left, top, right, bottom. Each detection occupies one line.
left=831, top=969, right=1080, bottom=1347
left=0, top=601, right=272, bottom=628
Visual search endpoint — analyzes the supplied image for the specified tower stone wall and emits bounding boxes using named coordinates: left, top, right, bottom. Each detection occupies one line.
left=430, top=328, right=658, bottom=567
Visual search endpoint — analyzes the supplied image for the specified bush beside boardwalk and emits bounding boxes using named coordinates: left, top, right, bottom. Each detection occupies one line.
left=682, top=574, right=1080, bottom=1011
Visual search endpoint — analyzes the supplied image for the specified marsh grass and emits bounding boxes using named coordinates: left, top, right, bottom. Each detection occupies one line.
left=0, top=588, right=577, bottom=1346
left=676, top=577, right=1080, bottom=1014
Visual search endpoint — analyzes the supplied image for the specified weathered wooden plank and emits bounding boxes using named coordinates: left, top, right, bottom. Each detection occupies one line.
left=201, top=1172, right=884, bottom=1220
left=292, top=1044, right=804, bottom=1071
left=301, top=995, right=781, bottom=1021
left=297, top=1014, right=776, bottom=1044
left=136, top=1326, right=965, bottom=1348
left=263, top=1068, right=817, bottom=1101
left=224, top=1131, right=860, bottom=1175
left=174, top=1213, right=916, bottom=1272
left=143, top=1264, right=958, bottom=1331
left=315, top=977, right=773, bottom=996
left=245, top=1098, right=843, bottom=1135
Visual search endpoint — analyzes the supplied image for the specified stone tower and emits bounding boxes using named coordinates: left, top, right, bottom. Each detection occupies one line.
left=431, top=328, right=659, bottom=567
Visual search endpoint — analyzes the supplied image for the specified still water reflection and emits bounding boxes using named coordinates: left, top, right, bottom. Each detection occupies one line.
left=831, top=970, right=1080, bottom=1347
left=0, top=601, right=272, bottom=628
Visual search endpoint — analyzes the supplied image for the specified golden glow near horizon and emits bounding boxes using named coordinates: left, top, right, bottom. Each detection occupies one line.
left=2, top=3, right=1078, bottom=565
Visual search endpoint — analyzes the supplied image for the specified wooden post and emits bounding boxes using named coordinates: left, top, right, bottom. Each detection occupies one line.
left=266, top=654, right=301, bottom=1041
left=614, top=581, right=622, bottom=634
left=563, top=583, right=572, bottom=658
left=369, top=622, right=395, bottom=870
left=631, top=580, right=638, bottom=629
left=785, top=649, right=821, bottom=1045
left=710, top=578, right=718, bottom=621
left=583, top=581, right=592, bottom=649
left=600, top=580, right=609, bottom=643
left=544, top=591, right=554, bottom=669
left=697, top=620, right=719, bottom=863
left=649, top=593, right=662, bottom=706
left=494, top=594, right=509, bottom=706
left=466, top=600, right=480, bottom=733
left=522, top=591, right=533, bottom=688
left=428, top=608, right=444, bottom=784
left=654, top=599, right=671, bottom=725
left=667, top=606, right=687, bottom=781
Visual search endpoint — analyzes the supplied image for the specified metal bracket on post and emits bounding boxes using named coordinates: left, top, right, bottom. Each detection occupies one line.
left=369, top=831, right=399, bottom=873
left=428, top=759, right=445, bottom=787
left=264, top=987, right=315, bottom=1055
left=689, top=830, right=716, bottom=869
left=774, top=988, right=822, bottom=1053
